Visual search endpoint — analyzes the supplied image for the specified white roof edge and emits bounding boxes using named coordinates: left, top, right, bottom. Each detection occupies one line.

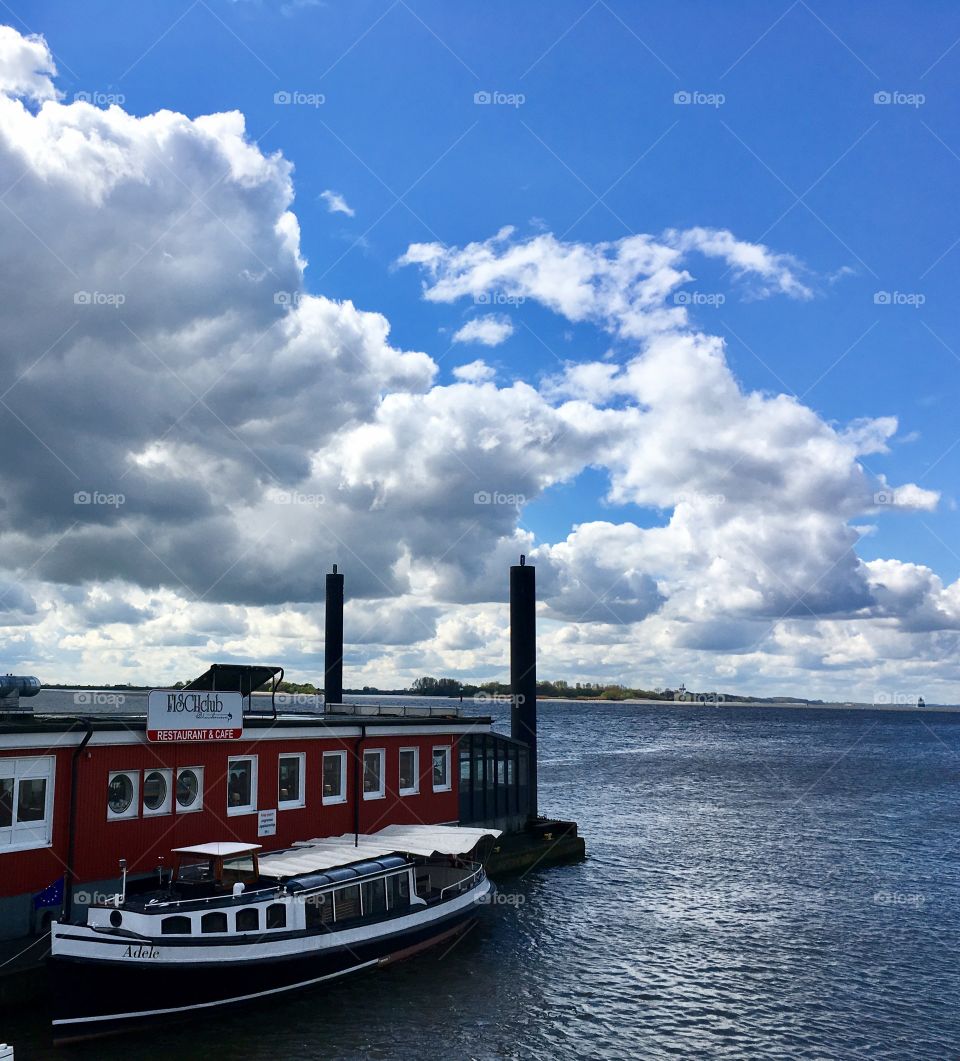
left=172, top=842, right=262, bottom=856
left=258, top=824, right=501, bottom=878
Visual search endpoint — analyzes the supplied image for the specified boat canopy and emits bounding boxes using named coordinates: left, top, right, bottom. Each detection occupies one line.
left=257, top=824, right=501, bottom=879
left=172, top=843, right=262, bottom=858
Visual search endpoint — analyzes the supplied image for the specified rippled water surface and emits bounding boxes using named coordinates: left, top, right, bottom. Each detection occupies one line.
left=7, top=701, right=960, bottom=1059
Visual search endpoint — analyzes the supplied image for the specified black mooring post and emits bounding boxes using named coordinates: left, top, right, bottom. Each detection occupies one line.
left=510, top=555, right=537, bottom=819
left=325, top=565, right=344, bottom=706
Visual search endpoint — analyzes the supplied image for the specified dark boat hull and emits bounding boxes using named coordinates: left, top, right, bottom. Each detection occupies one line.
left=51, top=901, right=481, bottom=1043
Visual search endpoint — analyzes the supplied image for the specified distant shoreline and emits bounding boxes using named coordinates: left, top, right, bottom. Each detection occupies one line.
left=538, top=696, right=960, bottom=712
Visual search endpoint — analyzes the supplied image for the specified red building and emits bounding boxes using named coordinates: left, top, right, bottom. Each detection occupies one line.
left=0, top=685, right=499, bottom=941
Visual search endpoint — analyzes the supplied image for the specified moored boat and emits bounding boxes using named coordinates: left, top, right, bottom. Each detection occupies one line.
left=50, top=824, right=499, bottom=1042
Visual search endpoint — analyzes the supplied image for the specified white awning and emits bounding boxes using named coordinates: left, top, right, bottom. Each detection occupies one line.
left=257, top=824, right=501, bottom=878
left=172, top=842, right=262, bottom=857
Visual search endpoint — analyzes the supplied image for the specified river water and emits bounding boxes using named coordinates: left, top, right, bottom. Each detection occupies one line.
left=5, top=699, right=960, bottom=1059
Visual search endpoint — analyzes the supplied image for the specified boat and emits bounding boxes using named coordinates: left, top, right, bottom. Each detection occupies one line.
left=49, top=824, right=500, bottom=1042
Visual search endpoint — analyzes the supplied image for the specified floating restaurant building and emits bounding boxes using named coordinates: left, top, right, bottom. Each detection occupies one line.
left=0, top=561, right=547, bottom=945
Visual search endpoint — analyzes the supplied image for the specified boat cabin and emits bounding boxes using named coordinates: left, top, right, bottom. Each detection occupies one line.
left=172, top=842, right=262, bottom=895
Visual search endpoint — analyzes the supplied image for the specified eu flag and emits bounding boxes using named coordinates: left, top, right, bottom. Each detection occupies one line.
left=34, top=877, right=64, bottom=909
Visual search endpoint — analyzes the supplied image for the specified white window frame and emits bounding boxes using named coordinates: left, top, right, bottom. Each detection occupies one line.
left=278, top=752, right=306, bottom=810
left=226, top=755, right=258, bottom=816
left=0, top=756, right=55, bottom=852
left=432, top=746, right=452, bottom=792
left=107, top=770, right=139, bottom=821
left=398, top=747, right=419, bottom=796
left=362, top=748, right=385, bottom=801
left=175, top=766, right=204, bottom=813
left=142, top=767, right=173, bottom=817
left=322, top=751, right=347, bottom=805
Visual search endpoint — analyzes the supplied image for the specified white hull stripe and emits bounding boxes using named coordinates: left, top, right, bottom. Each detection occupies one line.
left=53, top=957, right=381, bottom=1026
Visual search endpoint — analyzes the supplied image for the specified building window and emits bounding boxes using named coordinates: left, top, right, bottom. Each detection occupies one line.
left=143, top=769, right=173, bottom=816
left=362, top=749, right=385, bottom=800
left=0, top=757, right=54, bottom=851
left=227, top=757, right=257, bottom=815
left=322, top=751, right=346, bottom=804
left=432, top=746, right=451, bottom=792
left=266, top=903, right=287, bottom=929
left=201, top=912, right=228, bottom=934
left=107, top=770, right=138, bottom=820
left=278, top=753, right=305, bottom=809
left=176, top=767, right=203, bottom=812
left=398, top=748, right=419, bottom=796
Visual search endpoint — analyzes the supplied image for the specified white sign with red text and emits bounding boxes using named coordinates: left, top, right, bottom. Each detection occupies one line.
left=147, top=690, right=244, bottom=742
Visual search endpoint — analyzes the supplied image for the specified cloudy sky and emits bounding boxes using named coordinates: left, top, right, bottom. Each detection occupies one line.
left=1, top=4, right=959, bottom=700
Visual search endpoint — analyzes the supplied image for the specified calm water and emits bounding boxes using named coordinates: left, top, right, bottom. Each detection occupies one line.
left=6, top=700, right=960, bottom=1059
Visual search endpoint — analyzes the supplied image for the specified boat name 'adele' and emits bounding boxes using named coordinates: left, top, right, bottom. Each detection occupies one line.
left=122, top=944, right=160, bottom=960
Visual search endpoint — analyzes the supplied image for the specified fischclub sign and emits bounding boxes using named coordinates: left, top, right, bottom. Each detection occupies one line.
left=147, top=690, right=244, bottom=742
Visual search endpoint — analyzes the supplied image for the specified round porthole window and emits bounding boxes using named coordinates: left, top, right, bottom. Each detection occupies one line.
left=143, top=771, right=167, bottom=812
left=107, top=773, right=133, bottom=815
left=176, top=769, right=199, bottom=809
left=110, top=910, right=123, bottom=928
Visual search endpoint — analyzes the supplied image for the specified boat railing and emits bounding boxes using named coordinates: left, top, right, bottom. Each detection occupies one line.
left=438, top=863, right=484, bottom=901
left=95, top=884, right=281, bottom=914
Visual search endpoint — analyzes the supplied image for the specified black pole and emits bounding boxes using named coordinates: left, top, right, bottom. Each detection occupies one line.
left=510, top=555, right=537, bottom=819
left=62, top=719, right=94, bottom=922
left=325, top=565, right=344, bottom=706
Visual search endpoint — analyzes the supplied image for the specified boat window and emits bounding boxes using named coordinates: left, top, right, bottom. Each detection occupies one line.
left=305, top=892, right=333, bottom=929
left=236, top=907, right=260, bottom=932
left=333, top=884, right=361, bottom=922
left=361, top=877, right=387, bottom=917
left=362, top=749, right=385, bottom=800
left=161, top=916, right=192, bottom=935
left=432, top=746, right=451, bottom=792
left=107, top=771, right=138, bottom=820
left=398, top=748, right=419, bottom=796
left=176, top=767, right=203, bottom=812
left=266, top=903, right=287, bottom=929
left=388, top=873, right=410, bottom=910
left=278, top=754, right=305, bottom=809
left=227, top=756, right=257, bottom=816
left=177, top=855, right=214, bottom=883
left=322, top=752, right=346, bottom=805
left=143, top=769, right=172, bottom=815
left=201, top=912, right=228, bottom=934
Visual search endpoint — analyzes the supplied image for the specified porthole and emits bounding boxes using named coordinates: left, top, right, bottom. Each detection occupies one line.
left=107, top=772, right=137, bottom=818
left=143, top=771, right=168, bottom=812
left=176, top=768, right=202, bottom=811
left=110, top=910, right=123, bottom=928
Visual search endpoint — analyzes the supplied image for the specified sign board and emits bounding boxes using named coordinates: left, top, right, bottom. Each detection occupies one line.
left=147, top=690, right=244, bottom=742
left=258, top=809, right=277, bottom=837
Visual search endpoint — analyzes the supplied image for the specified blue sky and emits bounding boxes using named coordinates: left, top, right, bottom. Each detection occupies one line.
left=31, top=0, right=956, bottom=567
left=2, top=3, right=960, bottom=695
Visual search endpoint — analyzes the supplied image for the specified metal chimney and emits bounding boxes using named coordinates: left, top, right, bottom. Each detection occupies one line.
left=324, top=565, right=344, bottom=706
left=510, top=554, right=537, bottom=819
